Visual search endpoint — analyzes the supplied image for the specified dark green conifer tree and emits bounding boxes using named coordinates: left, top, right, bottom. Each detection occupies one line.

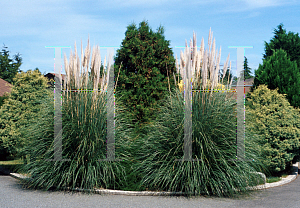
left=263, top=23, right=300, bottom=69
left=251, top=49, right=300, bottom=109
left=113, top=20, right=179, bottom=132
left=244, top=56, right=253, bottom=80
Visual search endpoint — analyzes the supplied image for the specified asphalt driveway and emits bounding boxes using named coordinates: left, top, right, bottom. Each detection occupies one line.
left=1, top=173, right=300, bottom=208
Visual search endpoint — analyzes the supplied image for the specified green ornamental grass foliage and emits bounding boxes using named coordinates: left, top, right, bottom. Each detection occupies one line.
left=127, top=78, right=268, bottom=197
left=123, top=30, right=269, bottom=197
left=245, top=84, right=300, bottom=176
left=0, top=69, right=52, bottom=160
left=16, top=39, right=136, bottom=192
left=17, top=82, right=136, bottom=192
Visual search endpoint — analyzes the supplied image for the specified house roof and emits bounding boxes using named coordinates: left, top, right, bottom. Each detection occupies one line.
left=44, top=73, right=67, bottom=81
left=0, top=78, right=13, bottom=97
left=231, top=77, right=254, bottom=86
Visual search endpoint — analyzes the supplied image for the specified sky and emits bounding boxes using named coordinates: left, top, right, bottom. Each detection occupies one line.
left=1, top=0, right=300, bottom=78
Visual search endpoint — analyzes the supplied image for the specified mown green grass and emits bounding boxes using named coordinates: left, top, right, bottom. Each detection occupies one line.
left=0, top=158, right=24, bottom=173
left=265, top=165, right=293, bottom=183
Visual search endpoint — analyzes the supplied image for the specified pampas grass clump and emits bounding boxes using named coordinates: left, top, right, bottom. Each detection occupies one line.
left=128, top=28, right=268, bottom=197
left=17, top=37, right=135, bottom=192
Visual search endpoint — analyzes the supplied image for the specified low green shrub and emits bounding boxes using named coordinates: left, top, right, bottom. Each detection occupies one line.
left=0, top=94, right=9, bottom=107
left=0, top=69, right=51, bottom=160
left=245, top=84, right=300, bottom=176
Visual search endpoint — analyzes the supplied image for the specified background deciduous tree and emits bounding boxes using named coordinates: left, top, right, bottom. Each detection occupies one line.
left=0, top=45, right=22, bottom=84
left=0, top=45, right=23, bottom=110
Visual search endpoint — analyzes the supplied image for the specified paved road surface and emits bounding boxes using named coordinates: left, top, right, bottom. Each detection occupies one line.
left=1, top=174, right=300, bottom=208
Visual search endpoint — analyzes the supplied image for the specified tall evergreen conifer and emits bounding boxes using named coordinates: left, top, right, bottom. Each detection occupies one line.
left=113, top=20, right=178, bottom=132
left=263, top=23, right=300, bottom=69
left=251, top=49, right=300, bottom=109
left=244, top=56, right=253, bottom=80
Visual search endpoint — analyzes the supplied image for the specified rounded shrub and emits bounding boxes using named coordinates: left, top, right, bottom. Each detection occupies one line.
left=245, top=84, right=300, bottom=176
left=0, top=69, right=51, bottom=160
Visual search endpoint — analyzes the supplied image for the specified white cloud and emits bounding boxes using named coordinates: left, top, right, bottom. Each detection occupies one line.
left=213, top=0, right=299, bottom=14
left=242, top=0, right=282, bottom=9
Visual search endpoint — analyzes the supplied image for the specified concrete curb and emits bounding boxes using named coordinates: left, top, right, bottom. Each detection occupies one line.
left=7, top=161, right=299, bottom=196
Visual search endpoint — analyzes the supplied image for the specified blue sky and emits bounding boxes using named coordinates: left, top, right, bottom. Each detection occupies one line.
left=1, top=0, right=299, bottom=78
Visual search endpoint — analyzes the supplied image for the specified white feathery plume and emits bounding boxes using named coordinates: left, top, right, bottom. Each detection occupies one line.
left=202, top=50, right=208, bottom=90
left=209, top=38, right=216, bottom=87
left=73, top=43, right=77, bottom=89
left=74, top=41, right=79, bottom=89
left=77, top=55, right=80, bottom=89
left=189, top=38, right=195, bottom=79
left=175, top=54, right=179, bottom=74
left=64, top=54, right=68, bottom=96
left=92, top=46, right=99, bottom=91
left=197, top=50, right=202, bottom=84
left=86, top=35, right=90, bottom=73
left=97, top=46, right=101, bottom=91
left=200, top=37, right=205, bottom=62
left=81, top=39, right=84, bottom=69
left=215, top=47, right=221, bottom=87
left=222, top=53, right=230, bottom=80
left=208, top=27, right=212, bottom=54
left=90, top=46, right=96, bottom=77
left=192, top=31, right=197, bottom=74
left=101, top=57, right=107, bottom=93
left=85, top=37, right=91, bottom=89
left=105, top=51, right=113, bottom=93
left=180, top=50, right=185, bottom=80
left=195, top=50, right=200, bottom=81
left=103, top=57, right=107, bottom=74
